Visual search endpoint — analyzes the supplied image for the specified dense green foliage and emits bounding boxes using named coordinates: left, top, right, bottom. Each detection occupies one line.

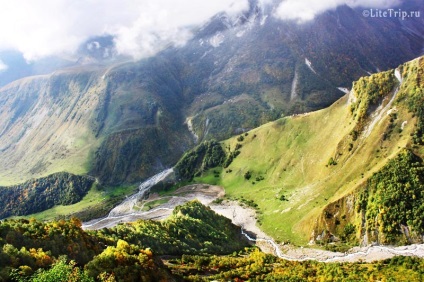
left=168, top=248, right=424, bottom=281
left=94, top=200, right=248, bottom=256
left=0, top=217, right=100, bottom=265
left=403, top=59, right=424, bottom=144
left=14, top=257, right=94, bottom=282
left=358, top=149, right=424, bottom=243
left=84, top=240, right=175, bottom=282
left=175, top=140, right=226, bottom=180
left=0, top=173, right=94, bottom=219
left=9, top=244, right=174, bottom=282
left=0, top=201, right=246, bottom=281
left=350, top=70, right=396, bottom=130
left=1, top=201, right=424, bottom=281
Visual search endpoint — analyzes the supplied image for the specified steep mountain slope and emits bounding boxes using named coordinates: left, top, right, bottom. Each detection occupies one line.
left=0, top=60, right=193, bottom=185
left=0, top=0, right=422, bottom=186
left=184, top=56, right=423, bottom=245
left=174, top=1, right=424, bottom=140
left=0, top=68, right=103, bottom=185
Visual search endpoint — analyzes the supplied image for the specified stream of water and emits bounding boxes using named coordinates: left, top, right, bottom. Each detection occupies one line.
left=82, top=86, right=424, bottom=261
left=241, top=229, right=424, bottom=262
left=82, top=168, right=174, bottom=229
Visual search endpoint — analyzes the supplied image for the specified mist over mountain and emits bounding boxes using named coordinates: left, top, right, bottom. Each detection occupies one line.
left=0, top=0, right=422, bottom=186
left=1, top=2, right=424, bottom=280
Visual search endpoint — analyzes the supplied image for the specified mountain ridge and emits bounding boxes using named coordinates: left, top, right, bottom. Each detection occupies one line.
left=180, top=56, right=423, bottom=245
left=0, top=0, right=423, bottom=186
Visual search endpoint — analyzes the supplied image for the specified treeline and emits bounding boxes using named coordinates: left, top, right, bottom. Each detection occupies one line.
left=175, top=138, right=248, bottom=181
left=350, top=70, right=396, bottom=134
left=1, top=200, right=424, bottom=281
left=168, top=248, right=424, bottom=281
left=0, top=200, right=248, bottom=281
left=94, top=200, right=248, bottom=256
left=0, top=172, right=94, bottom=219
left=175, top=140, right=226, bottom=180
left=358, top=149, right=424, bottom=244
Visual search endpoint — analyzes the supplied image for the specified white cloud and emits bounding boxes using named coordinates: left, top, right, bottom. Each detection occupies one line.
left=111, top=0, right=250, bottom=59
left=274, top=0, right=402, bottom=23
left=0, top=0, right=249, bottom=61
left=0, top=60, right=8, bottom=72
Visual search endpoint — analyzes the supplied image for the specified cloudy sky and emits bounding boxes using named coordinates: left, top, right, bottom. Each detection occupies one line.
left=275, top=0, right=402, bottom=22
left=0, top=60, right=7, bottom=71
left=0, top=0, right=250, bottom=61
left=0, top=0, right=402, bottom=63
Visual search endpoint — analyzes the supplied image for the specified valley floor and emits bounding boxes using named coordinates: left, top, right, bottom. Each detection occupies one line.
left=83, top=183, right=424, bottom=263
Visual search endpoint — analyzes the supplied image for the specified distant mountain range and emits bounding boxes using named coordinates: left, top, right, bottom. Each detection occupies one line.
left=0, top=0, right=423, bottom=186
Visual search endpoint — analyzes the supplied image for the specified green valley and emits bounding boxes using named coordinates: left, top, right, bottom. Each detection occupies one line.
left=0, top=201, right=249, bottom=281
left=180, top=56, right=424, bottom=245
left=1, top=202, right=423, bottom=281
left=0, top=1, right=424, bottom=280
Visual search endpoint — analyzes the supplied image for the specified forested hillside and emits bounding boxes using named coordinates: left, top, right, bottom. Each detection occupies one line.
left=0, top=172, right=94, bottom=219
left=0, top=201, right=247, bottom=281
left=1, top=202, right=423, bottom=281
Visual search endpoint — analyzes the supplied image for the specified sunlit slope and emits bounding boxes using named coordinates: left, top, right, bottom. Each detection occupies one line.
left=0, top=60, right=192, bottom=186
left=219, top=97, right=357, bottom=244
left=209, top=58, right=421, bottom=245
left=0, top=69, right=103, bottom=185
left=312, top=57, right=424, bottom=245
left=1, top=1, right=423, bottom=187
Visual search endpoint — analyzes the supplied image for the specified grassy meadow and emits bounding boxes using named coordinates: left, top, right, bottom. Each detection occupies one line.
left=194, top=68, right=417, bottom=244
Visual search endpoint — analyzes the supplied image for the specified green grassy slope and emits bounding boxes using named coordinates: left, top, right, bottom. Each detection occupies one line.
left=0, top=60, right=192, bottom=186
left=0, top=70, right=103, bottom=186
left=14, top=183, right=139, bottom=222
left=192, top=56, right=423, bottom=245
